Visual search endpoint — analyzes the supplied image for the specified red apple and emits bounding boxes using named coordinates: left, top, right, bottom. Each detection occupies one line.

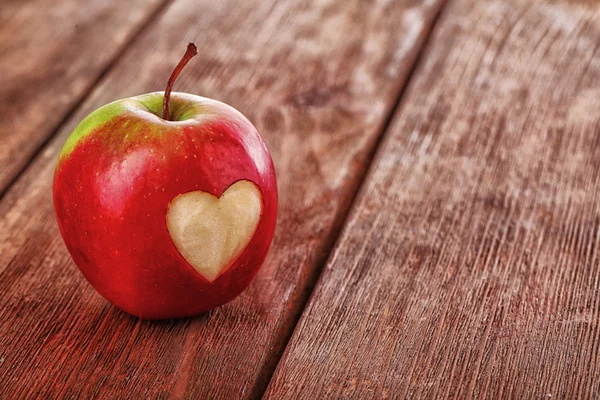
left=53, top=44, right=277, bottom=319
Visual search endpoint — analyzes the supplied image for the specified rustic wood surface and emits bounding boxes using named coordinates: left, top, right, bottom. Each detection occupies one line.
left=265, top=0, right=600, bottom=398
left=0, top=0, right=169, bottom=196
left=0, top=0, right=444, bottom=398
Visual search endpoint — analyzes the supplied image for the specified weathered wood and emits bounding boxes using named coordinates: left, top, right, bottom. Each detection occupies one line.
left=266, top=1, right=600, bottom=398
left=0, top=0, right=168, bottom=195
left=0, top=0, right=444, bottom=398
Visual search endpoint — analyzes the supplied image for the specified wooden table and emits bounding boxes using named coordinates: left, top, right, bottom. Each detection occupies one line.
left=2, top=0, right=600, bottom=398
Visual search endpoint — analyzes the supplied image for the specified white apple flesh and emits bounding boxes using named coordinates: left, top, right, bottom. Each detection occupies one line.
left=166, top=180, right=262, bottom=282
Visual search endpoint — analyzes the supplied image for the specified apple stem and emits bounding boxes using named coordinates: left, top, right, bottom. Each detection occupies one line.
left=162, top=43, right=198, bottom=120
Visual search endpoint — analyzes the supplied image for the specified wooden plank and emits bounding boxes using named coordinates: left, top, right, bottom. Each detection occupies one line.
left=265, top=1, right=600, bottom=398
left=0, top=0, right=168, bottom=195
left=0, top=0, right=444, bottom=398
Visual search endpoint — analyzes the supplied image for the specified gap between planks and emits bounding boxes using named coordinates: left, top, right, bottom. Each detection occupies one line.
left=254, top=1, right=451, bottom=397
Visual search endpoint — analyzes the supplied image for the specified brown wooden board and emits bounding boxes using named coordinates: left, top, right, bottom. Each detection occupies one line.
left=0, top=0, right=444, bottom=398
left=0, top=0, right=169, bottom=195
left=265, top=0, right=600, bottom=398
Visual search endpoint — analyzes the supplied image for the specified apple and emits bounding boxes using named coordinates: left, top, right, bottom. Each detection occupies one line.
left=53, top=43, right=277, bottom=319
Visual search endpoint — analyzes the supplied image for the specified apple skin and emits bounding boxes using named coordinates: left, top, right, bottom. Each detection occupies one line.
left=53, top=92, right=277, bottom=319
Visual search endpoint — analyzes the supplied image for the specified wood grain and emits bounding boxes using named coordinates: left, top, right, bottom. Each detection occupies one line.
left=0, top=0, right=168, bottom=195
left=266, top=0, right=600, bottom=398
left=0, top=0, right=444, bottom=398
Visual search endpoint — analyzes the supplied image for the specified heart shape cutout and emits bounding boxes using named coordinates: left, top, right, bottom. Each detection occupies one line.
left=166, top=180, right=262, bottom=282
